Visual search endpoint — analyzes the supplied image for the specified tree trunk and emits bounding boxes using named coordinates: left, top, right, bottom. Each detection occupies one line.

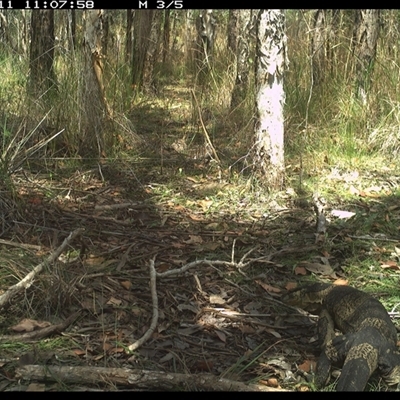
left=195, top=9, right=216, bottom=72
left=142, top=10, right=162, bottom=93
left=230, top=9, right=251, bottom=109
left=162, top=10, right=170, bottom=64
left=125, top=10, right=134, bottom=63
left=132, top=10, right=155, bottom=91
left=67, top=10, right=76, bottom=51
left=28, top=10, right=56, bottom=100
left=227, top=9, right=239, bottom=54
left=352, top=9, right=380, bottom=104
left=101, top=10, right=111, bottom=57
left=80, top=10, right=110, bottom=157
left=253, top=9, right=287, bottom=189
left=311, top=9, right=327, bottom=85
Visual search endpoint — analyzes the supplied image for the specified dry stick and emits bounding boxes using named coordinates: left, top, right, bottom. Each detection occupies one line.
left=190, top=88, right=220, bottom=163
left=15, top=365, right=286, bottom=391
left=94, top=202, right=139, bottom=211
left=0, top=238, right=41, bottom=251
left=130, top=242, right=297, bottom=352
left=116, top=243, right=135, bottom=271
left=128, top=256, right=158, bottom=351
left=0, top=311, right=82, bottom=342
left=0, top=228, right=84, bottom=309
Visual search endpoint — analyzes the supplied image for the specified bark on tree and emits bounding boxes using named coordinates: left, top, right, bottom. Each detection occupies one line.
left=67, top=10, right=76, bottom=51
left=125, top=10, right=134, bottom=63
left=162, top=10, right=170, bottom=64
left=227, top=9, right=239, bottom=54
left=311, top=9, right=326, bottom=85
left=81, top=10, right=110, bottom=157
left=142, top=10, right=162, bottom=92
left=28, top=10, right=56, bottom=100
left=195, top=9, right=217, bottom=72
left=132, top=10, right=155, bottom=91
left=230, top=9, right=251, bottom=109
left=101, top=9, right=111, bottom=57
left=352, top=9, right=380, bottom=104
left=253, top=9, right=287, bottom=189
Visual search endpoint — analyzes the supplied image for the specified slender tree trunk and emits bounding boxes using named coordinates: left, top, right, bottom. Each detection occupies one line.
left=195, top=9, right=216, bottom=72
left=227, top=9, right=239, bottom=54
left=81, top=10, right=110, bottom=157
left=253, top=9, right=287, bottom=189
left=125, top=10, right=134, bottom=63
left=28, top=10, right=56, bottom=100
left=162, top=10, right=170, bottom=64
left=132, top=10, right=154, bottom=91
left=67, top=10, right=76, bottom=51
left=311, top=9, right=327, bottom=85
left=142, top=11, right=162, bottom=93
left=230, top=10, right=251, bottom=109
left=102, top=10, right=110, bottom=57
left=327, top=9, right=340, bottom=76
left=352, top=9, right=380, bottom=104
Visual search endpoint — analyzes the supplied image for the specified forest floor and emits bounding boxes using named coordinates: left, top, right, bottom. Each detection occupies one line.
left=1, top=82, right=400, bottom=391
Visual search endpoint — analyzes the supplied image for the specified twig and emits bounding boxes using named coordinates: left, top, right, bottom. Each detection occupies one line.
left=0, top=228, right=84, bottom=309
left=0, top=311, right=81, bottom=342
left=94, top=202, right=140, bottom=211
left=0, top=238, right=41, bottom=251
left=347, top=235, right=400, bottom=242
left=190, top=88, right=220, bottom=163
left=116, top=243, right=135, bottom=271
left=128, top=256, right=158, bottom=351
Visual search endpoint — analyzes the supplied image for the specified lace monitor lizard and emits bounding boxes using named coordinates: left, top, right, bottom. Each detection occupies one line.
left=283, top=283, right=400, bottom=391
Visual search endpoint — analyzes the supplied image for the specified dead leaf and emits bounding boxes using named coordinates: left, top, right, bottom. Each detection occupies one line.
left=200, top=242, right=221, bottom=251
left=209, top=294, right=225, bottom=305
left=265, top=328, right=281, bottom=338
left=298, top=359, right=316, bottom=373
left=380, top=260, right=400, bottom=270
left=300, top=262, right=333, bottom=275
left=84, top=256, right=105, bottom=266
left=193, top=360, right=214, bottom=371
left=11, top=319, right=51, bottom=332
left=106, top=297, right=122, bottom=306
left=331, top=209, right=356, bottom=219
left=108, top=347, right=124, bottom=354
left=285, top=282, right=297, bottom=291
left=294, top=266, right=307, bottom=275
left=240, top=325, right=256, bottom=334
left=215, top=330, right=226, bottom=342
left=188, top=213, right=203, bottom=221
left=266, top=378, right=279, bottom=387
left=256, top=281, right=282, bottom=294
left=159, top=352, right=175, bottom=363
left=120, top=280, right=132, bottom=290
left=26, top=383, right=46, bottom=392
left=73, top=349, right=86, bottom=356
left=183, top=235, right=203, bottom=245
left=198, top=199, right=213, bottom=211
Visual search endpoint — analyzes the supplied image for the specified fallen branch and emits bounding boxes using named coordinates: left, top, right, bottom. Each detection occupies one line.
left=0, top=311, right=81, bottom=342
left=0, top=228, right=84, bottom=309
left=15, top=365, right=286, bottom=391
left=128, top=256, right=158, bottom=351
left=0, top=238, right=41, bottom=251
left=94, top=202, right=140, bottom=211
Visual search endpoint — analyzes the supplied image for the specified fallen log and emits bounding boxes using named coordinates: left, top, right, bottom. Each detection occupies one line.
left=15, top=365, right=286, bottom=391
